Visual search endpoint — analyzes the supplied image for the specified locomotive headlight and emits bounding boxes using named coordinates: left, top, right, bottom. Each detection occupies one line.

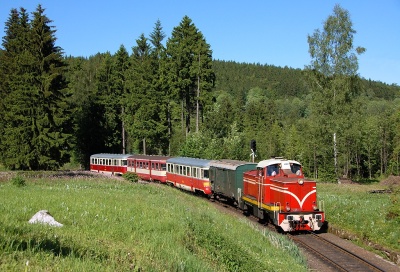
left=298, top=179, right=304, bottom=185
left=285, top=202, right=290, bottom=211
left=312, top=201, right=318, bottom=210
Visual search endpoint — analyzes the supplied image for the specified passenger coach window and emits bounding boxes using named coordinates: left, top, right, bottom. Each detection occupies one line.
left=161, top=164, right=166, bottom=171
left=204, top=169, right=209, bottom=179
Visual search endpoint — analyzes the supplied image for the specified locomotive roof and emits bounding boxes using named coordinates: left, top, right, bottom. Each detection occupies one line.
left=128, top=154, right=171, bottom=161
left=257, top=158, right=301, bottom=168
left=167, top=157, right=212, bottom=168
left=90, top=153, right=133, bottom=159
left=209, top=159, right=257, bottom=170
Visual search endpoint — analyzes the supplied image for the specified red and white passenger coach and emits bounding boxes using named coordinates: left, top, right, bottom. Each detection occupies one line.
left=166, top=157, right=212, bottom=195
left=90, top=153, right=132, bottom=175
left=127, top=155, right=170, bottom=183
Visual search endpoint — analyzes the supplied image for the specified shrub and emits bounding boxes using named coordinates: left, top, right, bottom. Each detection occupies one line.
left=123, top=172, right=139, bottom=183
left=387, top=187, right=400, bottom=222
left=11, top=175, right=26, bottom=187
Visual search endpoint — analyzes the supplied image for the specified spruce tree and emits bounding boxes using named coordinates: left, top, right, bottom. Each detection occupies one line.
left=164, top=16, right=215, bottom=136
left=125, top=34, right=165, bottom=154
left=0, top=5, right=72, bottom=170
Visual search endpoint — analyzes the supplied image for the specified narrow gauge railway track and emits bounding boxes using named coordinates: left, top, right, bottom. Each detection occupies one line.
left=132, top=178, right=397, bottom=271
left=289, top=232, right=385, bottom=272
left=208, top=198, right=393, bottom=271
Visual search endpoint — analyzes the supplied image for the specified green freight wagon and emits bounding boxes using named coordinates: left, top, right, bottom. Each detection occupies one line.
left=209, top=160, right=257, bottom=206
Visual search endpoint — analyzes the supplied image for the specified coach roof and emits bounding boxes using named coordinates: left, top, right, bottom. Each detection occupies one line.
left=90, top=153, right=133, bottom=159
left=209, top=159, right=256, bottom=171
left=167, top=157, right=212, bottom=168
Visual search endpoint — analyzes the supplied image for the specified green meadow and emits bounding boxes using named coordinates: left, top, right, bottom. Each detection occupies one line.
left=318, top=182, right=400, bottom=254
left=0, top=172, right=307, bottom=271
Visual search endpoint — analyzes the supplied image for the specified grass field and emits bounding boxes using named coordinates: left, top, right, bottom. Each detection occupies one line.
left=0, top=172, right=308, bottom=271
left=318, top=182, right=400, bottom=254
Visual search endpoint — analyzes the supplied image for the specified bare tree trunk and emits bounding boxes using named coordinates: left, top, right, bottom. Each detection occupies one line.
left=181, top=99, right=185, bottom=136
left=143, top=138, right=146, bottom=155
left=122, top=106, right=125, bottom=154
left=314, top=144, right=318, bottom=179
left=334, top=133, right=339, bottom=182
left=196, top=53, right=200, bottom=133
left=168, top=103, right=171, bottom=156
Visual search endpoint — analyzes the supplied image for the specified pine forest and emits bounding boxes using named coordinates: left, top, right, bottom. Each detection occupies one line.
left=1, top=4, right=399, bottom=182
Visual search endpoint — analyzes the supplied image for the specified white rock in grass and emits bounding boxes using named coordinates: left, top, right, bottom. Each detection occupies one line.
left=29, top=210, right=63, bottom=227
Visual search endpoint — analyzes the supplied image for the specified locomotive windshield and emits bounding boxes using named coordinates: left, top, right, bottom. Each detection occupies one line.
left=290, top=163, right=302, bottom=175
left=267, top=164, right=280, bottom=176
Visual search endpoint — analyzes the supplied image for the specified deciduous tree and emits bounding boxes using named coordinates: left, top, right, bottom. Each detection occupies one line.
left=305, top=4, right=365, bottom=181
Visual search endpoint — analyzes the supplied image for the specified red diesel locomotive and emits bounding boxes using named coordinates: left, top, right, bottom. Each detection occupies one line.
left=241, top=157, right=324, bottom=232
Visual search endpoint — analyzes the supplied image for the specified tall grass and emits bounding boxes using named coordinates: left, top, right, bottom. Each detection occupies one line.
left=0, top=173, right=307, bottom=271
left=318, top=183, right=400, bottom=252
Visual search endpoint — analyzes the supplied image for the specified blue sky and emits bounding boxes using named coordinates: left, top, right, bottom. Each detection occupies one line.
left=1, top=1, right=399, bottom=85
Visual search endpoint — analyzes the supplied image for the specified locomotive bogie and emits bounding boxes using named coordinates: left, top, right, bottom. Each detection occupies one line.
left=279, top=212, right=325, bottom=232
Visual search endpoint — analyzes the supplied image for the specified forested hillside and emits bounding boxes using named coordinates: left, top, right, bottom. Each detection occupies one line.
left=1, top=4, right=399, bottom=182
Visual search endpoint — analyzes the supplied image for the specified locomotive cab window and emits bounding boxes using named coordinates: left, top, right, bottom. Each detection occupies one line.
left=267, top=164, right=280, bottom=176
left=290, top=163, right=302, bottom=175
